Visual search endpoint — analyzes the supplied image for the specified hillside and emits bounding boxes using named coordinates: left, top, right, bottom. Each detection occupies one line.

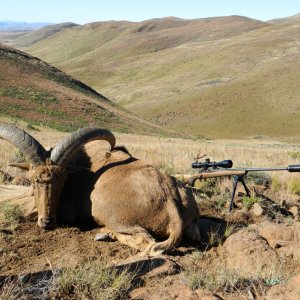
left=10, top=15, right=300, bottom=141
left=0, top=44, right=178, bottom=136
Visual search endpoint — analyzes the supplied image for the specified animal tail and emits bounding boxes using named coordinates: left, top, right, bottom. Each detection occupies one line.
left=142, top=199, right=184, bottom=257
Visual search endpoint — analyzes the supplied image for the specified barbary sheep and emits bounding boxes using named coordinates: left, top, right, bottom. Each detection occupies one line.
left=0, top=123, right=200, bottom=256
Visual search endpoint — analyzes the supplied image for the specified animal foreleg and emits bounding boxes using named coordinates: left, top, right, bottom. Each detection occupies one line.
left=94, top=226, right=156, bottom=252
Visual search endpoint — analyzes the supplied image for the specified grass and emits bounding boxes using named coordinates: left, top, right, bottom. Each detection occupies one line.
left=186, top=264, right=245, bottom=293
left=53, top=259, right=134, bottom=300
left=0, top=86, right=58, bottom=105
left=0, top=203, right=23, bottom=230
left=186, top=260, right=289, bottom=294
left=0, top=260, right=134, bottom=300
left=206, top=223, right=236, bottom=248
left=23, top=16, right=300, bottom=141
left=0, top=44, right=178, bottom=138
left=242, top=196, right=261, bottom=210
left=1, top=125, right=299, bottom=204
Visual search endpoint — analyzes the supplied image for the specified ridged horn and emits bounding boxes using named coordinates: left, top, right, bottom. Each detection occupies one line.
left=0, top=123, right=47, bottom=166
left=50, top=127, right=116, bottom=167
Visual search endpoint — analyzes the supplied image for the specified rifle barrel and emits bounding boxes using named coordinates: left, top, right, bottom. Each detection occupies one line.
left=230, top=165, right=300, bottom=172
left=230, top=167, right=287, bottom=172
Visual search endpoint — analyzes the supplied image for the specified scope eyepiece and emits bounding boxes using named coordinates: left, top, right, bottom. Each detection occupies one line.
left=192, top=160, right=233, bottom=169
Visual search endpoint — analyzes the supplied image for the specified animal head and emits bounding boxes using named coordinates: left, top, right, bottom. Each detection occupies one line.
left=0, top=123, right=115, bottom=229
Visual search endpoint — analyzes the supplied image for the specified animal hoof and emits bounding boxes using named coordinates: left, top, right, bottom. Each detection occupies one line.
left=94, top=233, right=110, bottom=241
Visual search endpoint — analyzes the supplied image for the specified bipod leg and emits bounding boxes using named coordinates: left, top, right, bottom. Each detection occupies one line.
left=229, top=175, right=239, bottom=212
left=240, top=176, right=251, bottom=197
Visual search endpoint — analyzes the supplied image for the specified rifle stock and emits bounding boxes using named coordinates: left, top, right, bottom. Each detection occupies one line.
left=176, top=170, right=247, bottom=186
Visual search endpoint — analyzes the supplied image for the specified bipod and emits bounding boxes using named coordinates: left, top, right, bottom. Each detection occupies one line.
left=229, top=174, right=251, bottom=211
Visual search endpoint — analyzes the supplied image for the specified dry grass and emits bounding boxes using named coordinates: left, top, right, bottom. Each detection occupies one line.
left=0, top=259, right=133, bottom=300
left=1, top=125, right=300, bottom=203
left=186, top=259, right=289, bottom=295
left=53, top=259, right=134, bottom=300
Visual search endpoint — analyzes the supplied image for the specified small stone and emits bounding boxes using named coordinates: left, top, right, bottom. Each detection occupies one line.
left=252, top=203, right=264, bottom=216
left=289, top=206, right=299, bottom=218
left=94, top=233, right=109, bottom=241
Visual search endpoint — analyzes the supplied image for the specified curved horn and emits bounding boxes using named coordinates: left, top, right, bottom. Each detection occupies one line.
left=50, top=127, right=116, bottom=167
left=0, top=123, right=47, bottom=166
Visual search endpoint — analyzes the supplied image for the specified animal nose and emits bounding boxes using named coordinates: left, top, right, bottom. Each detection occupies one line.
left=39, top=217, right=56, bottom=229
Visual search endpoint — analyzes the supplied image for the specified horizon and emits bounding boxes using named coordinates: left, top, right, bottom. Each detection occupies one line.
left=1, top=12, right=299, bottom=28
left=1, top=0, right=300, bottom=25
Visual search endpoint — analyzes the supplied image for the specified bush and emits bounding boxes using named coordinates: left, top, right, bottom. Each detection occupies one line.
left=242, top=196, right=260, bottom=210
left=247, top=172, right=271, bottom=187
left=0, top=203, right=23, bottom=224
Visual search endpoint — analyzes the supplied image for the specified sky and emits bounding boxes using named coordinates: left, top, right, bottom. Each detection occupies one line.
left=1, top=0, right=300, bottom=24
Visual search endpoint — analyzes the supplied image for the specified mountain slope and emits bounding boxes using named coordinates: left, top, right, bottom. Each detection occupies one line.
left=0, top=44, right=178, bottom=136
left=27, top=16, right=266, bottom=66
left=21, top=15, right=300, bottom=141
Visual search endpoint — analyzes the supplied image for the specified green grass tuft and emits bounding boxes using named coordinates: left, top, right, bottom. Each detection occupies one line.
left=54, top=259, right=134, bottom=300
left=242, top=196, right=260, bottom=210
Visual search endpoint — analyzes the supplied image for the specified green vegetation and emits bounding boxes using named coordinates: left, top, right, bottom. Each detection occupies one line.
left=247, top=172, right=271, bottom=186
left=290, top=178, right=300, bottom=195
left=0, top=260, right=134, bottom=300
left=206, top=223, right=236, bottom=248
left=288, top=151, right=300, bottom=159
left=186, top=261, right=287, bottom=293
left=0, top=203, right=23, bottom=224
left=0, top=203, right=23, bottom=230
left=271, top=176, right=300, bottom=195
left=22, top=15, right=300, bottom=141
left=242, top=196, right=260, bottom=210
left=54, top=259, right=133, bottom=300
left=186, top=264, right=245, bottom=292
left=0, top=86, right=58, bottom=104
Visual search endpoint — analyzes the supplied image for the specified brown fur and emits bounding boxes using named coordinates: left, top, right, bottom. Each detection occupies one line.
left=9, top=141, right=200, bottom=256
left=28, top=163, right=67, bottom=228
left=58, top=144, right=200, bottom=256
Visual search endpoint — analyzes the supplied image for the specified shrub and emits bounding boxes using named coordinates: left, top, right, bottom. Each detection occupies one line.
left=0, top=203, right=23, bottom=228
left=247, top=172, right=271, bottom=186
left=242, top=196, right=260, bottom=210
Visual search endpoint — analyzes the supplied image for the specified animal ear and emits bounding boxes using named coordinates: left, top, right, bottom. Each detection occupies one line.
left=9, top=162, right=32, bottom=171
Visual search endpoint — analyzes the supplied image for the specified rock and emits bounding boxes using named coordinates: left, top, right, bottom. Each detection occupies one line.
left=252, top=203, right=264, bottom=216
left=194, top=289, right=221, bottom=300
left=257, top=222, right=300, bottom=261
left=94, top=233, right=110, bottom=241
left=130, top=284, right=203, bottom=300
left=258, top=222, right=300, bottom=244
left=223, top=229, right=279, bottom=277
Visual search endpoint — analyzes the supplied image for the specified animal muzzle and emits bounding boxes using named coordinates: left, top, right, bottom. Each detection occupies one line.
left=38, top=216, right=56, bottom=229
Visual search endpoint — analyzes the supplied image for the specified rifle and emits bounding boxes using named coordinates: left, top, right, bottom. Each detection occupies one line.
left=178, top=158, right=300, bottom=211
